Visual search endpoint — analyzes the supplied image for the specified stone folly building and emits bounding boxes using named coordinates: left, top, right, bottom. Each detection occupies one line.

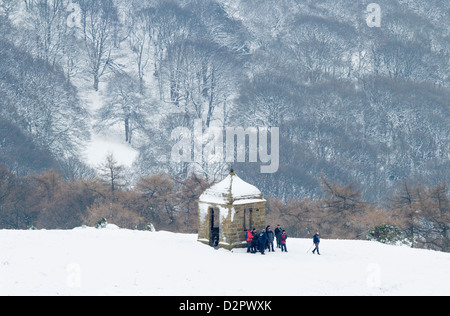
left=198, top=171, right=266, bottom=250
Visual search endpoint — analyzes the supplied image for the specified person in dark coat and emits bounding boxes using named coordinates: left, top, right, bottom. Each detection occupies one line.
left=280, top=230, right=288, bottom=252
left=258, top=229, right=267, bottom=255
left=312, top=232, right=320, bottom=255
left=266, top=226, right=275, bottom=252
left=275, top=224, right=282, bottom=248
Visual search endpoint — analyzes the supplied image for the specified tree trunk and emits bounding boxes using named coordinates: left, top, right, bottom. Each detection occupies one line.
left=125, top=117, right=130, bottom=143
left=94, top=75, right=99, bottom=91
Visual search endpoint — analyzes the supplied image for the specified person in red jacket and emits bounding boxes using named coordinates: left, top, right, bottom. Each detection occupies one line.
left=246, top=228, right=256, bottom=253
left=280, top=230, right=288, bottom=252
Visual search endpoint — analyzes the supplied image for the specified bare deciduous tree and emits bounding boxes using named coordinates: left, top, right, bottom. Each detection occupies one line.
left=97, top=73, right=149, bottom=144
left=79, top=0, right=118, bottom=90
left=98, top=153, right=125, bottom=198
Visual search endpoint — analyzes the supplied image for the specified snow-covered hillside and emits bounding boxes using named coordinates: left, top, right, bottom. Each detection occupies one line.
left=1, top=228, right=449, bottom=296
left=79, top=88, right=139, bottom=169
left=2, top=0, right=450, bottom=202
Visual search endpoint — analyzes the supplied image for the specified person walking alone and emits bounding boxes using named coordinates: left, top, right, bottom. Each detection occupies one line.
left=312, top=231, right=320, bottom=255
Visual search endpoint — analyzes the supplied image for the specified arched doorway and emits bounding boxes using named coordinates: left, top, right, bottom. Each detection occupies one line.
left=209, top=208, right=220, bottom=247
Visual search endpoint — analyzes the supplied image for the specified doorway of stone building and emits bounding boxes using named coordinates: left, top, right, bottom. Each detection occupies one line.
left=244, top=208, right=253, bottom=231
left=209, top=208, right=220, bottom=248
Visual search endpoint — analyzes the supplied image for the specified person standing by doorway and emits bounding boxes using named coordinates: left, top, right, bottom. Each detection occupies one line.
left=312, top=231, right=320, bottom=255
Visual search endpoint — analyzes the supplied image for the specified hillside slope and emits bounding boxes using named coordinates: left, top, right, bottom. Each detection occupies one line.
left=1, top=0, right=448, bottom=201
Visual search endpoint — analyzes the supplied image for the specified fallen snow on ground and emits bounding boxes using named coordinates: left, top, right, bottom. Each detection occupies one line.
left=0, top=228, right=449, bottom=296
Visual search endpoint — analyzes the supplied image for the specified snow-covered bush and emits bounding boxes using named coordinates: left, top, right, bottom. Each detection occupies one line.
left=95, top=218, right=108, bottom=229
left=366, top=225, right=403, bottom=245
left=145, top=223, right=156, bottom=232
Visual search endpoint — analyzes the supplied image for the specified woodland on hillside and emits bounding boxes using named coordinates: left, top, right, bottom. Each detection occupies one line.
left=1, top=0, right=448, bottom=200
left=0, top=1, right=449, bottom=251
left=1, top=159, right=448, bottom=252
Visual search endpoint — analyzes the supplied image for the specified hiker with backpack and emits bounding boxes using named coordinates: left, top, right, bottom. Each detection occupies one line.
left=312, top=231, right=320, bottom=255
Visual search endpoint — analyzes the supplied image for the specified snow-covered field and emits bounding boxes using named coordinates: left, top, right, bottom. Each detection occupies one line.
left=1, top=227, right=449, bottom=296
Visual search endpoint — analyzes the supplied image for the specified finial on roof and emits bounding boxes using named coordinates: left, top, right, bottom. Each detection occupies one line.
left=230, top=167, right=235, bottom=175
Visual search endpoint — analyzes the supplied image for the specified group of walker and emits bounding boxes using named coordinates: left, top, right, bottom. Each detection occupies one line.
left=245, top=224, right=287, bottom=255
left=246, top=225, right=321, bottom=256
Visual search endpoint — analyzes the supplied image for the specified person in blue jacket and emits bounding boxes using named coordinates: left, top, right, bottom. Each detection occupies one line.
left=312, top=232, right=320, bottom=255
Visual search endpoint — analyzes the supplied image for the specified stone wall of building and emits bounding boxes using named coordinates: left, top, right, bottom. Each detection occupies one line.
left=197, top=195, right=266, bottom=249
left=220, top=202, right=266, bottom=250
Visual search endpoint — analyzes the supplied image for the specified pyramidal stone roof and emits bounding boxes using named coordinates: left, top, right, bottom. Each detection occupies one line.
left=199, top=172, right=266, bottom=206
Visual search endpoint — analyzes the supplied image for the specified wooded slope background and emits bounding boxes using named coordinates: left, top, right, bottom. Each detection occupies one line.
left=0, top=1, right=448, bottom=251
